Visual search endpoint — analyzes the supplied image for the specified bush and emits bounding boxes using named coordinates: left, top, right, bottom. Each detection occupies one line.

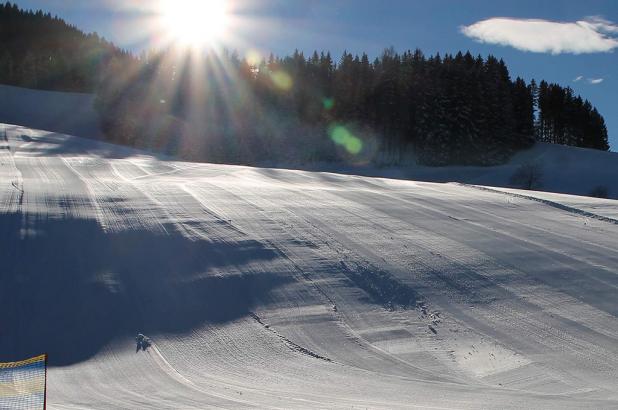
left=589, top=185, right=609, bottom=199
left=509, top=161, right=543, bottom=190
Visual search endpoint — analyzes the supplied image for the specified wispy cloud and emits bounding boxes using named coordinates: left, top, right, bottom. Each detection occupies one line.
left=461, top=17, right=618, bottom=54
left=588, top=78, right=604, bottom=84
left=573, top=75, right=584, bottom=82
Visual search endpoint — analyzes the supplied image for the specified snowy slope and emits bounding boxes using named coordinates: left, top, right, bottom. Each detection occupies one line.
left=0, top=84, right=102, bottom=139
left=2, top=84, right=617, bottom=199
left=301, top=142, right=618, bottom=200
left=1, top=123, right=618, bottom=409
left=468, top=142, right=618, bottom=199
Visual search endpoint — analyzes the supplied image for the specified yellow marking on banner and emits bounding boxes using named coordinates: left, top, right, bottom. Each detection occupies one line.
left=0, top=354, right=46, bottom=369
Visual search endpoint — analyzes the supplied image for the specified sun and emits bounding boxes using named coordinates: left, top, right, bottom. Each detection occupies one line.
left=159, top=0, right=229, bottom=47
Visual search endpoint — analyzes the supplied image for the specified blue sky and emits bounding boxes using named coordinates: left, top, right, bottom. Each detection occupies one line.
left=15, top=0, right=618, bottom=149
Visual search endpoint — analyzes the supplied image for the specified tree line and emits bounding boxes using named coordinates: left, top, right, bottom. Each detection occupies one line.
left=0, top=2, right=610, bottom=166
left=97, top=48, right=608, bottom=165
left=0, top=2, right=131, bottom=92
left=535, top=80, right=609, bottom=150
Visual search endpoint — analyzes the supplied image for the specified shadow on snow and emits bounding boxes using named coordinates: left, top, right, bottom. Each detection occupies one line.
left=0, top=212, right=288, bottom=366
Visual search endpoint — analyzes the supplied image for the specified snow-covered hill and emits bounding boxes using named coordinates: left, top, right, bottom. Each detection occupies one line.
left=1, top=123, right=617, bottom=409
left=300, top=141, right=618, bottom=200
left=2, top=84, right=617, bottom=199
left=0, top=84, right=102, bottom=140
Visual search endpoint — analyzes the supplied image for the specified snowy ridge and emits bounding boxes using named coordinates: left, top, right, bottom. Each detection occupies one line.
left=1, top=123, right=617, bottom=409
left=458, top=183, right=618, bottom=225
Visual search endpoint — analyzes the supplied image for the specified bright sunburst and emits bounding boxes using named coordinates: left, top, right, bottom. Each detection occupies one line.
left=159, top=0, right=229, bottom=47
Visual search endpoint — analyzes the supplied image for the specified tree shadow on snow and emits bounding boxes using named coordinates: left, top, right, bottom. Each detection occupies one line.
left=0, top=212, right=289, bottom=365
left=5, top=125, right=169, bottom=160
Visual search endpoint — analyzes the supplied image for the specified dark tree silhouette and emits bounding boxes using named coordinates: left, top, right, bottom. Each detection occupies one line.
left=0, top=2, right=132, bottom=92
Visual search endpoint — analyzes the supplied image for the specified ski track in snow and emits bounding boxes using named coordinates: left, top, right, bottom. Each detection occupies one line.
left=1, top=124, right=617, bottom=409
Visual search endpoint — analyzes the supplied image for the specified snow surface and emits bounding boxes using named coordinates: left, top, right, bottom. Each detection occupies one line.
left=295, top=141, right=618, bottom=200
left=2, top=123, right=618, bottom=409
left=0, top=84, right=102, bottom=140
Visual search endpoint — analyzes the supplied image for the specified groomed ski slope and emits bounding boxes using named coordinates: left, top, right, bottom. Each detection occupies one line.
left=1, top=123, right=617, bottom=409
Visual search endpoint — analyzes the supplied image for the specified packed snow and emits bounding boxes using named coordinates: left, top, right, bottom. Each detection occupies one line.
left=1, top=123, right=617, bottom=409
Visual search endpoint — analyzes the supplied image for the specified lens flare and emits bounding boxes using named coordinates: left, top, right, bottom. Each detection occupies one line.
left=322, top=98, right=335, bottom=110
left=270, top=71, right=293, bottom=91
left=245, top=49, right=262, bottom=66
left=329, top=125, right=363, bottom=155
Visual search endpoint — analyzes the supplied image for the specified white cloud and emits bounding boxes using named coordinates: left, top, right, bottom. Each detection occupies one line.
left=585, top=16, right=618, bottom=33
left=573, top=75, right=583, bottom=82
left=461, top=17, right=618, bottom=54
left=588, top=78, right=604, bottom=84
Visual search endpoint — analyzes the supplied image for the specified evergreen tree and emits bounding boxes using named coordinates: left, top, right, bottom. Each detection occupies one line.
left=0, top=1, right=131, bottom=92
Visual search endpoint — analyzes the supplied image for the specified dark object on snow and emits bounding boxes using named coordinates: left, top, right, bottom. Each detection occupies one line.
left=589, top=185, right=609, bottom=199
left=419, top=303, right=428, bottom=316
left=135, top=333, right=151, bottom=352
left=428, top=325, right=437, bottom=334
left=510, top=161, right=543, bottom=190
